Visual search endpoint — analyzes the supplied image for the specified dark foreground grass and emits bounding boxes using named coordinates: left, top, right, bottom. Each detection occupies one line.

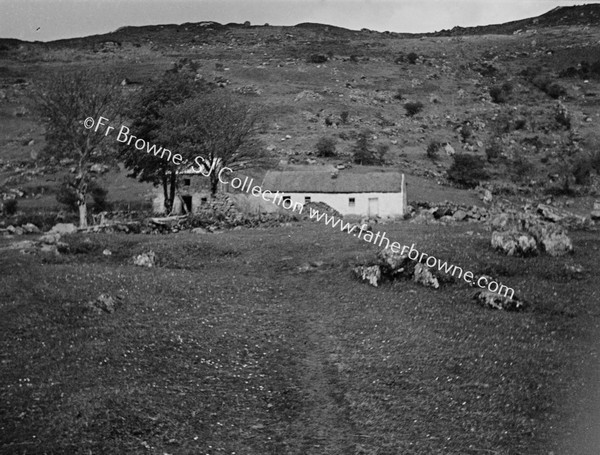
left=1, top=221, right=599, bottom=454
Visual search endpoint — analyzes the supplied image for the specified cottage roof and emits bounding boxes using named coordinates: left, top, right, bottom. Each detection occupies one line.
left=261, top=171, right=403, bottom=193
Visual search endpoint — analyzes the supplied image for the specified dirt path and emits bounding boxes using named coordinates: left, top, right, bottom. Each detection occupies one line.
left=287, top=313, right=357, bottom=455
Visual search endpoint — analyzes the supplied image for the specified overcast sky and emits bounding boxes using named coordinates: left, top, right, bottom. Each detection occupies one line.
left=1, top=0, right=599, bottom=42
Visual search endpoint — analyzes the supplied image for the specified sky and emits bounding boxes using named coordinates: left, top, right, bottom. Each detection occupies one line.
left=1, top=0, right=599, bottom=42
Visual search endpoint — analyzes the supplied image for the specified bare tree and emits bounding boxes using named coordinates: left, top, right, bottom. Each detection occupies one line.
left=35, top=70, right=124, bottom=227
left=158, top=91, right=270, bottom=196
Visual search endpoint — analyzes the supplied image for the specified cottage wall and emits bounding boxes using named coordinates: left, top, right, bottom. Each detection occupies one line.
left=277, top=192, right=404, bottom=217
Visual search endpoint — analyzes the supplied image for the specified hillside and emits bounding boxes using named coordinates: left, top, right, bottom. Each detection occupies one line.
left=0, top=4, right=599, bottom=214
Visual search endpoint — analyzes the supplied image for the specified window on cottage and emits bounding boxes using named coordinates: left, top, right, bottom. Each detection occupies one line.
left=305, top=196, right=311, bottom=204
left=349, top=197, right=356, bottom=207
left=183, top=178, right=191, bottom=186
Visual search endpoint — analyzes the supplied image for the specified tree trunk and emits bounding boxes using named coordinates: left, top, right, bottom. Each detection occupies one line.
left=78, top=202, right=88, bottom=228
left=210, top=173, right=219, bottom=196
left=168, top=172, right=177, bottom=215
left=162, top=173, right=171, bottom=214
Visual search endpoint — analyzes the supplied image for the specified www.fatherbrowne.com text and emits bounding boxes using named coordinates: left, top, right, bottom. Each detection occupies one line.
left=84, top=115, right=515, bottom=299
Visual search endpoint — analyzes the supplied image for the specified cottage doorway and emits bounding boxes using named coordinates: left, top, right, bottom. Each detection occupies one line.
left=368, top=197, right=379, bottom=217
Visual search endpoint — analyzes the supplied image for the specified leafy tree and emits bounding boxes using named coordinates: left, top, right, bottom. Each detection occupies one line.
left=315, top=136, right=337, bottom=157
left=426, top=141, right=441, bottom=161
left=352, top=130, right=385, bottom=165
left=35, top=70, right=124, bottom=227
left=447, top=154, right=489, bottom=188
left=158, top=91, right=268, bottom=196
left=123, top=67, right=209, bottom=214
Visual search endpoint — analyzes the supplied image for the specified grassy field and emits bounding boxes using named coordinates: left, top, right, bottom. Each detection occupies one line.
left=1, top=221, right=599, bottom=454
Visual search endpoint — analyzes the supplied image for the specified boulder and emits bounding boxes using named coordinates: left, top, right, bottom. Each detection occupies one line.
left=353, top=265, right=381, bottom=287
left=490, top=213, right=510, bottom=230
left=191, top=227, right=208, bottom=234
left=22, top=223, right=41, bottom=234
left=537, top=204, right=563, bottom=223
left=85, top=294, right=123, bottom=314
left=540, top=232, right=573, bottom=257
left=591, top=210, right=600, bottom=221
left=491, top=230, right=538, bottom=256
left=50, top=223, right=77, bottom=235
left=413, top=263, right=440, bottom=289
left=133, top=251, right=156, bottom=267
left=482, top=189, right=493, bottom=203
left=453, top=210, right=467, bottom=221
left=38, top=233, right=61, bottom=244
left=378, top=246, right=409, bottom=273
left=474, top=290, right=526, bottom=311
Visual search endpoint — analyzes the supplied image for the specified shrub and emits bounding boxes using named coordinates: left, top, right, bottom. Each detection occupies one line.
left=485, top=141, right=503, bottom=161
left=489, top=85, right=508, bottom=103
left=404, top=101, right=424, bottom=117
left=4, top=199, right=18, bottom=215
left=572, top=157, right=592, bottom=185
left=512, top=156, right=534, bottom=182
left=393, top=89, right=403, bottom=101
left=459, top=124, right=473, bottom=142
left=307, top=54, right=327, bottom=64
left=545, top=82, right=566, bottom=99
left=340, top=110, right=349, bottom=124
left=315, top=136, right=337, bottom=157
left=426, top=141, right=441, bottom=161
left=56, top=181, right=79, bottom=212
left=90, top=184, right=109, bottom=212
left=447, top=154, right=489, bottom=188
left=352, top=130, right=384, bottom=165
left=407, top=52, right=418, bottom=64
left=591, top=151, right=600, bottom=173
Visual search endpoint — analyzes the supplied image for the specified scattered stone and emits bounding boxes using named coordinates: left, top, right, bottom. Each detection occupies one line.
left=22, top=223, right=40, bottom=234
left=378, top=246, right=409, bottom=273
left=191, top=227, right=208, bottom=234
left=482, top=189, right=493, bottom=203
left=564, top=263, right=586, bottom=279
left=537, top=204, right=564, bottom=223
left=474, top=290, right=526, bottom=311
left=453, top=210, right=467, bottom=221
left=540, top=232, right=573, bottom=257
left=353, top=265, right=381, bottom=287
left=491, top=230, right=538, bottom=257
left=413, top=263, right=440, bottom=289
left=133, top=251, right=156, bottom=267
left=38, top=233, right=61, bottom=245
left=85, top=294, right=123, bottom=314
left=49, top=223, right=77, bottom=235
left=102, top=249, right=112, bottom=256
left=490, top=213, right=510, bottom=230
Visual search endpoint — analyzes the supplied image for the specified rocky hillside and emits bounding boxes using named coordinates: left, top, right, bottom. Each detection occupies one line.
left=0, top=4, right=600, bottom=215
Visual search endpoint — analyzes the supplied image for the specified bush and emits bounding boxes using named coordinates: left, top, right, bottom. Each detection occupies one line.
left=546, top=82, right=566, bottom=99
left=404, top=101, right=424, bottom=117
left=485, top=141, right=503, bottom=161
left=512, top=156, right=534, bottom=182
left=307, top=54, right=327, bottom=64
left=572, top=157, right=592, bottom=185
left=447, top=154, right=489, bottom=188
left=352, top=131, right=384, bottom=165
left=56, top=181, right=79, bottom=212
left=426, top=141, right=441, bottom=161
left=4, top=199, right=18, bottom=215
left=90, top=184, right=109, bottom=212
left=407, top=52, right=418, bottom=64
left=315, top=136, right=337, bottom=157
left=489, top=83, right=512, bottom=103
left=340, top=110, right=349, bottom=124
